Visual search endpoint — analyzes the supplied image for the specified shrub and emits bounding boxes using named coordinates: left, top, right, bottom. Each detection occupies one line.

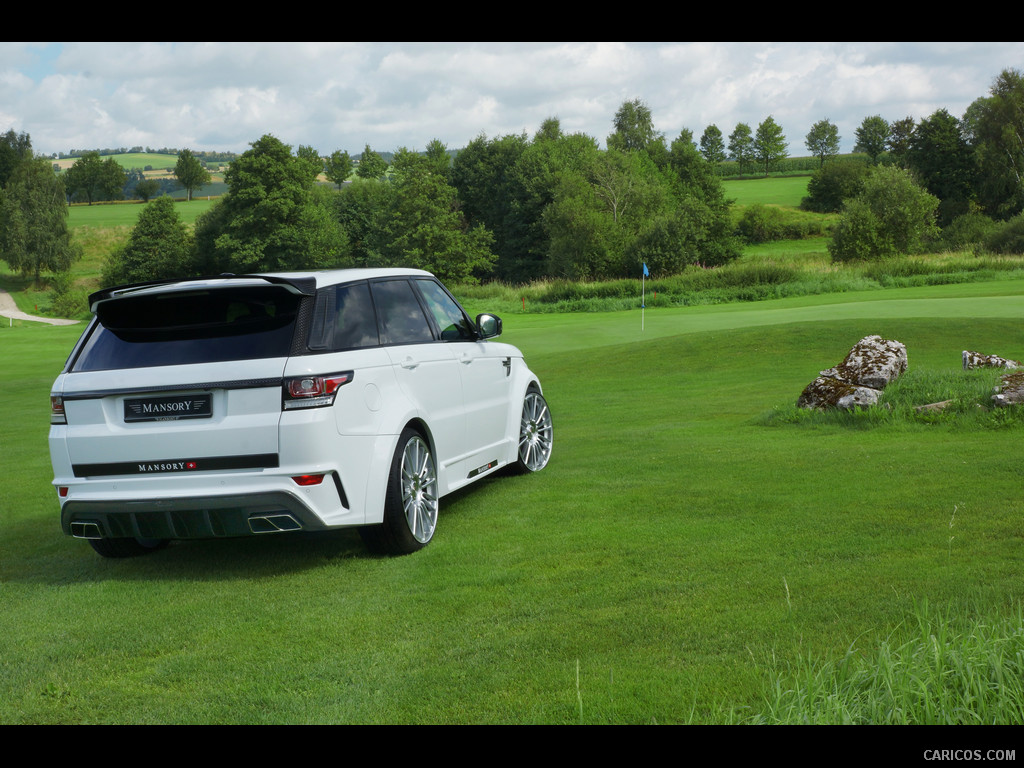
left=829, top=166, right=940, bottom=262
left=737, top=205, right=827, bottom=244
left=47, top=270, right=88, bottom=319
left=737, top=204, right=786, bottom=243
left=802, top=160, right=869, bottom=213
left=943, top=212, right=1000, bottom=253
left=103, top=196, right=194, bottom=286
left=984, top=212, right=1024, bottom=254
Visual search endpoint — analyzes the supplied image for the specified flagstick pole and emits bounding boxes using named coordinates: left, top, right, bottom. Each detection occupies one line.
left=641, top=271, right=645, bottom=332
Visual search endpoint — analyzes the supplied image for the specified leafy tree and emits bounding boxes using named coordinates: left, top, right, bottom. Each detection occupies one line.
left=325, top=150, right=353, bottom=188
left=450, top=131, right=533, bottom=280
left=424, top=138, right=450, bottom=178
left=907, top=109, right=976, bottom=224
left=544, top=144, right=738, bottom=279
left=754, top=116, right=788, bottom=176
left=668, top=134, right=733, bottom=209
left=805, top=119, right=840, bottom=167
left=829, top=165, right=939, bottom=262
left=375, top=148, right=496, bottom=283
left=296, top=145, right=322, bottom=180
left=534, top=117, right=563, bottom=143
left=801, top=160, right=869, bottom=213
left=968, top=68, right=1024, bottom=219
left=0, top=129, right=32, bottom=188
left=0, top=157, right=81, bottom=280
left=64, top=151, right=126, bottom=204
left=356, top=145, right=388, bottom=180
left=134, top=178, right=161, bottom=202
left=333, top=177, right=395, bottom=266
left=511, top=131, right=607, bottom=280
left=103, top=196, right=193, bottom=286
left=728, top=123, right=755, bottom=174
left=607, top=98, right=662, bottom=154
left=699, top=125, right=727, bottom=164
left=193, top=134, right=348, bottom=274
left=662, top=137, right=742, bottom=268
left=174, top=149, right=211, bottom=201
left=854, top=115, right=890, bottom=163
left=888, top=117, right=916, bottom=167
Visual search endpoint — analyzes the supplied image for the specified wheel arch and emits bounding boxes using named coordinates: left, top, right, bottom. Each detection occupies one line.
left=361, top=414, right=438, bottom=526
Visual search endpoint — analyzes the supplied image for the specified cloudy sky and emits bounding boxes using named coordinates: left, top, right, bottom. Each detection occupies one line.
left=2, top=42, right=1022, bottom=158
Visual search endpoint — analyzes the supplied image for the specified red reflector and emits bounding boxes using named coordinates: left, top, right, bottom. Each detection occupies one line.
left=292, top=474, right=325, bottom=486
left=323, top=374, right=351, bottom=394
left=58, top=487, right=69, bottom=497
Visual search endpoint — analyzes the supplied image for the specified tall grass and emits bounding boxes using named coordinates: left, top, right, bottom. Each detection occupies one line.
left=456, top=254, right=1024, bottom=315
left=760, top=367, right=1024, bottom=431
left=734, top=600, right=1024, bottom=724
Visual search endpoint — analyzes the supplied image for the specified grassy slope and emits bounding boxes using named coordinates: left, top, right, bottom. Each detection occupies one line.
left=68, top=198, right=215, bottom=228
left=723, top=176, right=810, bottom=208
left=2, top=283, right=1022, bottom=724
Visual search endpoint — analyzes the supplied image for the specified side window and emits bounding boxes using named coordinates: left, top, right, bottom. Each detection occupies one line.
left=370, top=280, right=434, bottom=345
left=308, top=282, right=379, bottom=351
left=334, top=283, right=379, bottom=349
left=415, top=279, right=475, bottom=341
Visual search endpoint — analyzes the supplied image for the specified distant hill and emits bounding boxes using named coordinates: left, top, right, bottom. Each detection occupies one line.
left=54, top=151, right=236, bottom=173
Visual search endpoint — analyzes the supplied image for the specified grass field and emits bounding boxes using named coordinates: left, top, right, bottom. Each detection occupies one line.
left=68, top=198, right=217, bottom=229
left=723, top=176, right=810, bottom=208
left=2, top=280, right=1022, bottom=724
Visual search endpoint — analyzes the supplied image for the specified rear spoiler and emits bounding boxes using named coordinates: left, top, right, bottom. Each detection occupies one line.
left=89, top=274, right=318, bottom=314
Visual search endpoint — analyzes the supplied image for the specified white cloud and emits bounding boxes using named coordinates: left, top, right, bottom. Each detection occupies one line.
left=3, top=42, right=1023, bottom=156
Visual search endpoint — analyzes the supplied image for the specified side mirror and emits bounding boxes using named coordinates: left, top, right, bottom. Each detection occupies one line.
left=476, top=313, right=502, bottom=339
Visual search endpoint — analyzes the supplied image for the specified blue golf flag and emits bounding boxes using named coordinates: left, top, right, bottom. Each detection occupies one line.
left=642, top=262, right=649, bottom=277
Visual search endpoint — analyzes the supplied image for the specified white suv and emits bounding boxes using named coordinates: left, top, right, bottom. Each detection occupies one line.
left=48, top=269, right=552, bottom=557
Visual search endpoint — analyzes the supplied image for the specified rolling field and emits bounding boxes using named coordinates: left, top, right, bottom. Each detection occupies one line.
left=723, top=175, right=810, bottom=208
left=2, top=281, right=1022, bottom=724
left=68, top=198, right=216, bottom=229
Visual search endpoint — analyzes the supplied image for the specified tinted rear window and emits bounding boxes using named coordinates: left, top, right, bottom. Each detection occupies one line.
left=72, top=287, right=302, bottom=371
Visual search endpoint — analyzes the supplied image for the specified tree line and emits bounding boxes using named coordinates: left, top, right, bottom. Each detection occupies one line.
left=4, top=68, right=1024, bottom=296
left=105, top=105, right=746, bottom=287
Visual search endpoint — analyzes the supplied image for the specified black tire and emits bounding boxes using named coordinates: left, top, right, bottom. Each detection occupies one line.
left=515, top=388, right=553, bottom=474
left=88, top=537, right=169, bottom=559
left=359, top=427, right=439, bottom=555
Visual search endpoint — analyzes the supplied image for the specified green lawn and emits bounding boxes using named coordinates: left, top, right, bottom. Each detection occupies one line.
left=68, top=198, right=216, bottom=229
left=2, top=280, right=1022, bottom=724
left=724, top=176, right=810, bottom=208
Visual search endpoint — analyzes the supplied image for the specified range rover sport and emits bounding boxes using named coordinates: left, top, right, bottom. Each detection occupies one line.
left=48, top=269, right=552, bottom=557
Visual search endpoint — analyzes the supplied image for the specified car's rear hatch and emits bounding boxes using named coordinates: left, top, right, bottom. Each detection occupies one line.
left=54, top=277, right=313, bottom=478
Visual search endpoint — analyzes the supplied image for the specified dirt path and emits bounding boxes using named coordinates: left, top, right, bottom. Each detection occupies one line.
left=0, top=288, right=80, bottom=325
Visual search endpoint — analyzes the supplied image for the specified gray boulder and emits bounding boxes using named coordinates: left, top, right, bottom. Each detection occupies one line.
left=798, top=335, right=908, bottom=410
left=992, top=371, right=1024, bottom=407
left=962, top=350, right=1021, bottom=370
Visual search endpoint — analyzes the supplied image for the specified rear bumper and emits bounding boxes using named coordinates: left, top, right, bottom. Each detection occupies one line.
left=52, top=428, right=400, bottom=540
left=60, top=489, right=335, bottom=540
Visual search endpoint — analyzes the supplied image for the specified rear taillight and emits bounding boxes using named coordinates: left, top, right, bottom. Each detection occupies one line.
left=282, top=372, right=353, bottom=410
left=50, top=395, right=66, bottom=425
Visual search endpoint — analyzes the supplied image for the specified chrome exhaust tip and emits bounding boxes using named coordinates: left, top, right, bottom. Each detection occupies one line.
left=70, top=521, right=103, bottom=540
left=248, top=514, right=302, bottom=534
